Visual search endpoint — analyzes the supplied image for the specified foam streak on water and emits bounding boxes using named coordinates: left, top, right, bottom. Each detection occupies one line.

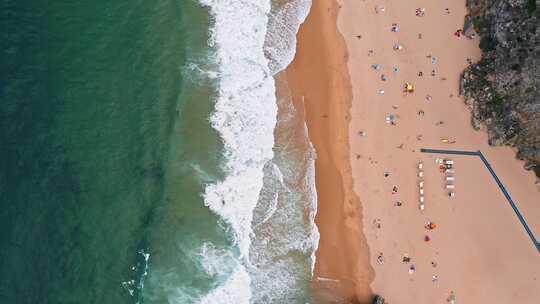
left=199, top=0, right=276, bottom=302
left=303, top=121, right=319, bottom=277
left=198, top=0, right=315, bottom=302
left=264, top=0, right=312, bottom=74
left=200, top=0, right=274, bottom=258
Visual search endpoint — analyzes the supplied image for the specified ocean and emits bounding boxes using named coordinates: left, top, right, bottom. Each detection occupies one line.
left=1, top=0, right=317, bottom=303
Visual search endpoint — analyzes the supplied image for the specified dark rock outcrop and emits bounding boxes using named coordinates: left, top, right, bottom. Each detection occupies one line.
left=372, top=295, right=385, bottom=304
left=461, top=0, right=540, bottom=178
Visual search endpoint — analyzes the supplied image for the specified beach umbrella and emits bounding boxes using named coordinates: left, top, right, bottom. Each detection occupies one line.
left=404, top=83, right=414, bottom=93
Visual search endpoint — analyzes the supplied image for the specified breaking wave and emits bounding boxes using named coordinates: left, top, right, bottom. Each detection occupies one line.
left=198, top=0, right=316, bottom=302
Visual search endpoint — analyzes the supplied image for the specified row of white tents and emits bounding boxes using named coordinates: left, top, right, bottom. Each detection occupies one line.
left=418, top=159, right=456, bottom=211
left=418, top=162, right=425, bottom=211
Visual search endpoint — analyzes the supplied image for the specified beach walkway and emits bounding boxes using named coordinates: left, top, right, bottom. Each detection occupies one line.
left=421, top=148, right=540, bottom=252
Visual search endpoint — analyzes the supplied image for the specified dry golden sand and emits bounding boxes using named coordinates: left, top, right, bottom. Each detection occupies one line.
left=289, top=0, right=540, bottom=303
left=340, top=0, right=540, bottom=303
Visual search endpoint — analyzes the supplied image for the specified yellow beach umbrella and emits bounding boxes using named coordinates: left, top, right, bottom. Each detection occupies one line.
left=404, top=83, right=414, bottom=93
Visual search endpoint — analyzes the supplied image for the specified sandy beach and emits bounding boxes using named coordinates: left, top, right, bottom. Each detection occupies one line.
left=288, top=0, right=540, bottom=303
left=286, top=0, right=373, bottom=302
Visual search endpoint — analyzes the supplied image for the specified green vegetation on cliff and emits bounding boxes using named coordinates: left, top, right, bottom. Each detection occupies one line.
left=462, top=0, right=540, bottom=177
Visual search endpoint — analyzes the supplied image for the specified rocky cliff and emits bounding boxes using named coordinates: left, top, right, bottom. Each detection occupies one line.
left=461, top=0, right=540, bottom=178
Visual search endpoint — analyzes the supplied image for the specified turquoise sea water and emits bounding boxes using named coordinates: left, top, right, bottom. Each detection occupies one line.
left=1, top=0, right=316, bottom=303
left=1, top=0, right=227, bottom=302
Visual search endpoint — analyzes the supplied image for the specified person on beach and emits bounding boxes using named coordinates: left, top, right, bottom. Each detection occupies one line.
left=377, top=252, right=384, bottom=264
left=425, top=221, right=437, bottom=230
left=402, top=254, right=411, bottom=263
left=447, top=291, right=456, bottom=303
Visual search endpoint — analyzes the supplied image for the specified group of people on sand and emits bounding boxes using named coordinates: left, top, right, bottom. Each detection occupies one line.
left=365, top=4, right=462, bottom=303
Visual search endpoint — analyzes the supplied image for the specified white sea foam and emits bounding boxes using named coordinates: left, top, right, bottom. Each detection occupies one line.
left=264, top=0, right=312, bottom=74
left=247, top=91, right=320, bottom=302
left=185, top=62, right=219, bottom=80
left=198, top=242, right=236, bottom=278
left=198, top=0, right=315, bottom=302
left=121, top=249, right=151, bottom=303
left=303, top=120, right=320, bottom=276
left=199, top=0, right=276, bottom=302
left=252, top=162, right=282, bottom=227
left=199, top=265, right=251, bottom=304
left=200, top=0, right=275, bottom=257
left=197, top=243, right=251, bottom=304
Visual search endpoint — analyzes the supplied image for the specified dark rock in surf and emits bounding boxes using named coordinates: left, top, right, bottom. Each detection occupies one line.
left=372, top=295, right=385, bottom=304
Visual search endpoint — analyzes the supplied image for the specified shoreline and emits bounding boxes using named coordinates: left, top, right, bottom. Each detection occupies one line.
left=287, top=0, right=540, bottom=302
left=286, top=0, right=373, bottom=302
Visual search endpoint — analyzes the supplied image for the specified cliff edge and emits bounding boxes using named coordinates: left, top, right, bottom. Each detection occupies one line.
left=461, top=0, right=539, bottom=178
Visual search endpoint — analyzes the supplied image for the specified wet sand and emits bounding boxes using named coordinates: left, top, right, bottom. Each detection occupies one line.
left=288, top=0, right=540, bottom=302
left=286, top=0, right=373, bottom=303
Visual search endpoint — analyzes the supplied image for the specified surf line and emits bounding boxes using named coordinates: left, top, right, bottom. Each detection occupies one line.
left=315, top=277, right=340, bottom=283
left=420, top=148, right=540, bottom=253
